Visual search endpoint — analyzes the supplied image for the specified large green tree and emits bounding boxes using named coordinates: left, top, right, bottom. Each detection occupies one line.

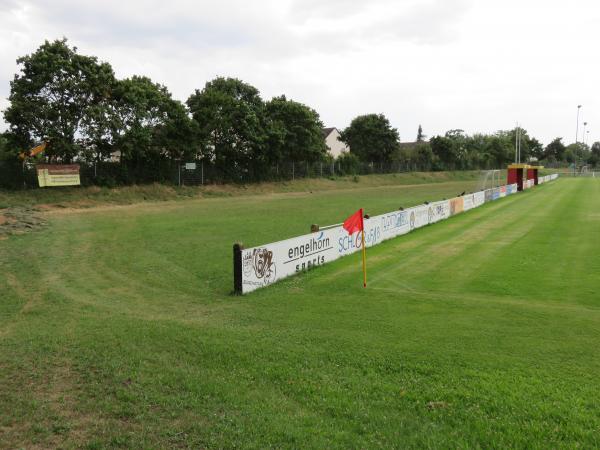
left=589, top=142, right=600, bottom=167
left=484, top=135, right=512, bottom=168
left=264, top=95, right=327, bottom=164
left=4, top=38, right=115, bottom=162
left=528, top=137, right=544, bottom=160
left=564, top=142, right=591, bottom=165
left=340, top=114, right=399, bottom=163
left=544, top=138, right=566, bottom=162
left=112, top=76, right=196, bottom=167
left=429, top=135, right=456, bottom=169
left=415, top=142, right=434, bottom=170
left=187, top=77, right=267, bottom=177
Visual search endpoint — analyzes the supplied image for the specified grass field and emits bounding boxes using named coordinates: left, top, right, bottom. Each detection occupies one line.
left=1, top=176, right=599, bottom=448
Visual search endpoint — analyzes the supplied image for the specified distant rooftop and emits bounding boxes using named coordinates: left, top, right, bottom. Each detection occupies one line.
left=322, top=127, right=337, bottom=138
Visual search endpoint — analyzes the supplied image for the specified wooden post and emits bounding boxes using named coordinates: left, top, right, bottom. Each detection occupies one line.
left=233, top=243, right=244, bottom=295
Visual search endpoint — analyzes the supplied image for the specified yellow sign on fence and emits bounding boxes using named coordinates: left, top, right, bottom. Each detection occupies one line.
left=36, top=164, right=81, bottom=187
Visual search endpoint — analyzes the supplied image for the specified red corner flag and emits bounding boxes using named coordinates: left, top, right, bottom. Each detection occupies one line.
left=343, top=208, right=367, bottom=288
left=343, top=208, right=364, bottom=235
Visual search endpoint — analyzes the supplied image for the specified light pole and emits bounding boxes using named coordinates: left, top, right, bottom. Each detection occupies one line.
left=576, top=105, right=582, bottom=143
left=586, top=130, right=590, bottom=146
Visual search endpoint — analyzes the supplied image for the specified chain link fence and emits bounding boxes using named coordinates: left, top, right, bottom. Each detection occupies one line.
left=1, top=159, right=431, bottom=189
left=6, top=158, right=590, bottom=190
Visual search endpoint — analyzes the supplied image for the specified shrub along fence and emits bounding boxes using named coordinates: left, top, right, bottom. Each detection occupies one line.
left=1, top=159, right=436, bottom=190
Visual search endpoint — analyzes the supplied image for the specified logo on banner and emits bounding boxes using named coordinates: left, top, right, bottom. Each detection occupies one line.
left=248, top=248, right=277, bottom=285
left=243, top=251, right=254, bottom=277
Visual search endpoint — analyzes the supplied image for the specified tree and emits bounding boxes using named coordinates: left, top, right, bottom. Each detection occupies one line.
left=588, top=142, right=600, bottom=167
left=336, top=152, right=361, bottom=175
left=484, top=135, right=512, bottom=168
left=0, top=132, right=10, bottom=161
left=264, top=95, right=327, bottom=164
left=187, top=77, right=267, bottom=179
left=528, top=137, right=544, bottom=161
left=429, top=135, right=456, bottom=169
left=415, top=142, right=433, bottom=170
left=417, top=124, right=426, bottom=142
left=340, top=114, right=399, bottom=163
left=564, top=142, right=591, bottom=166
left=4, top=38, right=115, bottom=162
left=112, top=76, right=196, bottom=168
left=444, top=129, right=469, bottom=169
left=544, top=138, right=566, bottom=162
left=465, top=133, right=491, bottom=169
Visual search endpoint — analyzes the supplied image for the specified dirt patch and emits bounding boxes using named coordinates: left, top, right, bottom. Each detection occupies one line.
left=427, top=401, right=449, bottom=410
left=0, top=207, right=46, bottom=237
left=1, top=360, right=114, bottom=449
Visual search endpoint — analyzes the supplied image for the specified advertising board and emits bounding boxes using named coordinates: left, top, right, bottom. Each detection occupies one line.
left=36, top=164, right=80, bottom=187
left=237, top=176, right=558, bottom=294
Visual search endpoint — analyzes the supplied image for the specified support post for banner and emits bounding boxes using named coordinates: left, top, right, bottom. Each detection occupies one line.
left=233, top=242, right=244, bottom=295
left=201, top=161, right=204, bottom=185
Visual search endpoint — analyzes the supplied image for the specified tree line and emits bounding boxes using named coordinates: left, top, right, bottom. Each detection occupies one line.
left=1, top=39, right=598, bottom=188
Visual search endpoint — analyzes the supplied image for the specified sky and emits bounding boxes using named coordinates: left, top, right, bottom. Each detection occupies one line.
left=0, top=0, right=598, bottom=146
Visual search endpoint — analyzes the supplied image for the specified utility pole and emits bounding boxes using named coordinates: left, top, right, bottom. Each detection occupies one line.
left=576, top=105, right=582, bottom=143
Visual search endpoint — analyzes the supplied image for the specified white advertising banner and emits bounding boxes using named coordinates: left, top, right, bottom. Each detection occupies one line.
left=238, top=176, right=558, bottom=293
left=474, top=191, right=486, bottom=205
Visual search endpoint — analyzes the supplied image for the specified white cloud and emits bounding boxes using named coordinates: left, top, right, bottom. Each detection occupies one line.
left=1, top=0, right=599, bottom=145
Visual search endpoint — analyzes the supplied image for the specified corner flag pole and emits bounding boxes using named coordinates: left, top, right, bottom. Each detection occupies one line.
left=360, top=209, right=367, bottom=288
left=342, top=207, right=368, bottom=288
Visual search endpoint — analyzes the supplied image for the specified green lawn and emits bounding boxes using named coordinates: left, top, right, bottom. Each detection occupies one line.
left=1, top=177, right=599, bottom=448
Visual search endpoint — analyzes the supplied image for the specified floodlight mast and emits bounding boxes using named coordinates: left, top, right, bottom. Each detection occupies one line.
left=515, top=123, right=518, bottom=163
left=518, top=126, right=521, bottom=163
left=514, top=123, right=522, bottom=164
left=576, top=105, right=582, bottom=143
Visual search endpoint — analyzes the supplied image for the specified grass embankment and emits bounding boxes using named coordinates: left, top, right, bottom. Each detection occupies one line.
left=2, top=177, right=598, bottom=448
left=0, top=170, right=486, bottom=210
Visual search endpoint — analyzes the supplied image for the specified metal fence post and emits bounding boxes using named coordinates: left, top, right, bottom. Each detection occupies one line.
left=292, top=162, right=295, bottom=180
left=201, top=161, right=204, bottom=185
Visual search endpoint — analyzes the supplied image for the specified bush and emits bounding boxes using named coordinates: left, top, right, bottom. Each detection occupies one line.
left=336, top=152, right=361, bottom=175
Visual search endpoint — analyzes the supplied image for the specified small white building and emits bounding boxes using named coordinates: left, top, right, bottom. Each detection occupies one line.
left=323, top=127, right=349, bottom=158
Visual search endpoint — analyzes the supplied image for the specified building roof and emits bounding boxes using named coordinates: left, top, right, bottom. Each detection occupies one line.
left=322, top=127, right=337, bottom=138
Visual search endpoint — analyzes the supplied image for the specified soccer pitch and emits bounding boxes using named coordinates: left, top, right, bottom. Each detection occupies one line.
left=1, top=177, right=599, bottom=448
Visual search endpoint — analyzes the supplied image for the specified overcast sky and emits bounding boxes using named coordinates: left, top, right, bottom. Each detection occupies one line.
left=0, top=0, right=598, bottom=145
